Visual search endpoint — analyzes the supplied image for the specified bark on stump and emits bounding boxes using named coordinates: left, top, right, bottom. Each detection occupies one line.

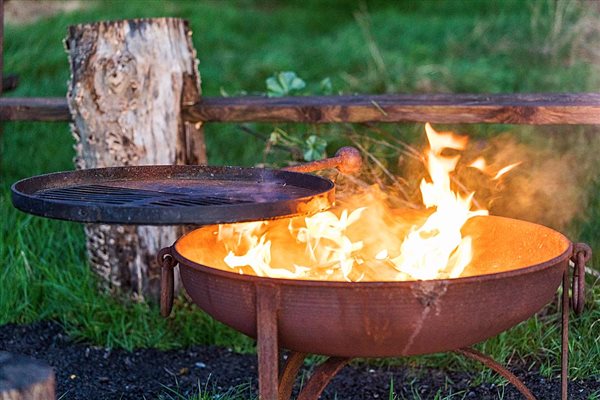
left=0, top=352, right=55, bottom=400
left=66, top=18, right=206, bottom=300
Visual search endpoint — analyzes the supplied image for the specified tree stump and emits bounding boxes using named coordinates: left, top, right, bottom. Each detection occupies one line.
left=0, top=352, right=55, bottom=400
left=66, top=18, right=206, bottom=300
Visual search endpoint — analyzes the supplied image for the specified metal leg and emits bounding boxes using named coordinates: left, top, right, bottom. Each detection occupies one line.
left=278, top=352, right=307, bottom=400
left=563, top=243, right=591, bottom=399
left=561, top=270, right=570, bottom=400
left=254, top=284, right=348, bottom=400
left=254, top=244, right=591, bottom=400
left=296, top=357, right=351, bottom=400
left=455, top=347, right=536, bottom=400
left=257, top=285, right=280, bottom=400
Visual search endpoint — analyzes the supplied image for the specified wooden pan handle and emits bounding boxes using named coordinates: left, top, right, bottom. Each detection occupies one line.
left=282, top=146, right=362, bottom=174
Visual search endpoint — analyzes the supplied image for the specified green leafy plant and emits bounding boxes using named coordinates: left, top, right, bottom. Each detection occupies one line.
left=319, top=77, right=333, bottom=95
left=266, top=71, right=306, bottom=97
left=262, top=71, right=335, bottom=163
left=303, top=135, right=328, bottom=161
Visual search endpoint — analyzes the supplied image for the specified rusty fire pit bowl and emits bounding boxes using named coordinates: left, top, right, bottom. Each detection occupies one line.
left=172, top=215, right=571, bottom=358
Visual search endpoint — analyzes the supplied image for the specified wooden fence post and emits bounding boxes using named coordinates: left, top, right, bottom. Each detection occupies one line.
left=65, top=18, right=206, bottom=300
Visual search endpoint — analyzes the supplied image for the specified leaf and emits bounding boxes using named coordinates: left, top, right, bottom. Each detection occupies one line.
left=268, top=131, right=281, bottom=145
left=266, top=71, right=306, bottom=97
left=219, top=87, right=230, bottom=97
left=266, top=77, right=284, bottom=97
left=319, top=77, right=332, bottom=95
left=303, top=135, right=327, bottom=161
left=271, top=127, right=303, bottom=147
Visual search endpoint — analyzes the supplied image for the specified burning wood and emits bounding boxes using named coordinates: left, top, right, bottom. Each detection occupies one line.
left=209, top=123, right=518, bottom=281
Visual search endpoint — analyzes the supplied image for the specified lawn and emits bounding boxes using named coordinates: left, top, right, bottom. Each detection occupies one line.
left=1, top=0, right=599, bottom=397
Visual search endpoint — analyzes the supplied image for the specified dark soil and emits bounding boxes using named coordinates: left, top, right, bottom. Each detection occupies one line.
left=1, top=321, right=598, bottom=399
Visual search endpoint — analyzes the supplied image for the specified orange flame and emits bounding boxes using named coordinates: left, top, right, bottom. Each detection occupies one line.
left=215, top=124, right=517, bottom=281
left=385, top=123, right=487, bottom=280
left=469, top=156, right=521, bottom=181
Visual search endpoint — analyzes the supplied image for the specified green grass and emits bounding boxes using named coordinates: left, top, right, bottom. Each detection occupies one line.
left=2, top=0, right=600, bottom=391
left=158, top=381, right=255, bottom=400
left=155, top=378, right=476, bottom=400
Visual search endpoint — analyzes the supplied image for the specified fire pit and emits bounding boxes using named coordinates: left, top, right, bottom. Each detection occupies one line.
left=171, top=215, right=571, bottom=357
left=163, top=213, right=589, bottom=400
left=11, top=133, right=591, bottom=400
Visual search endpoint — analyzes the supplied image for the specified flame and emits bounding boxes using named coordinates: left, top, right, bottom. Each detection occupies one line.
left=469, top=156, right=521, bottom=181
left=290, top=208, right=366, bottom=281
left=469, top=157, right=487, bottom=171
left=492, top=162, right=521, bottom=180
left=219, top=221, right=309, bottom=278
left=213, top=123, right=517, bottom=281
left=386, top=123, right=487, bottom=280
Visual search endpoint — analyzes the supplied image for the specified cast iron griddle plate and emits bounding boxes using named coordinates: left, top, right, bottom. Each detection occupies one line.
left=11, top=165, right=335, bottom=225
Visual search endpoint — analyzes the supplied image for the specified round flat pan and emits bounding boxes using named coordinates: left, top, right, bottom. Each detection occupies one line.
left=11, top=165, right=334, bottom=225
left=174, top=215, right=572, bottom=357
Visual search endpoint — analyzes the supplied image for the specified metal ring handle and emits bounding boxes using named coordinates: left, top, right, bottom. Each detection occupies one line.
left=570, top=243, right=591, bottom=315
left=158, top=247, right=177, bottom=317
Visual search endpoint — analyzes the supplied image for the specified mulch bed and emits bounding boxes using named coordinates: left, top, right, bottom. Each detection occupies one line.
left=1, top=321, right=598, bottom=399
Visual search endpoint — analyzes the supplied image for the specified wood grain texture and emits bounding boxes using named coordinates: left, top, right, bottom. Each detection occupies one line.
left=0, top=97, right=69, bottom=121
left=66, top=18, right=203, bottom=300
left=184, top=93, right=600, bottom=125
left=2, top=93, right=600, bottom=124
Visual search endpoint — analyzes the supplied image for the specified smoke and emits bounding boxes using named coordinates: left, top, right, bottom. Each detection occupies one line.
left=191, top=125, right=600, bottom=281
left=464, top=129, right=600, bottom=232
left=338, top=125, right=600, bottom=233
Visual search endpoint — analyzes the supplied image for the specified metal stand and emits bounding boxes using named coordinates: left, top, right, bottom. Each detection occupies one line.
left=158, top=243, right=591, bottom=399
left=253, top=243, right=591, bottom=400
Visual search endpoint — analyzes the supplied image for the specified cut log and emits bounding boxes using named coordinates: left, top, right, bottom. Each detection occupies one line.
left=66, top=18, right=205, bottom=300
left=0, top=352, right=55, bottom=400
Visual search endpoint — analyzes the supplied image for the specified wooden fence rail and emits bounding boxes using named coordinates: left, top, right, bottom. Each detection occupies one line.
left=2, top=93, right=600, bottom=125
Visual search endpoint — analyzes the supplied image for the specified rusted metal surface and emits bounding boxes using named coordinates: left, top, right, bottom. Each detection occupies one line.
left=455, top=347, right=536, bottom=400
left=166, top=217, right=593, bottom=398
left=561, top=270, right=570, bottom=400
left=278, top=352, right=307, bottom=400
left=257, top=284, right=280, bottom=400
left=174, top=215, right=572, bottom=357
left=561, top=242, right=592, bottom=400
left=11, top=165, right=334, bottom=225
left=296, top=357, right=351, bottom=400
left=283, top=146, right=362, bottom=174
left=570, top=243, right=591, bottom=315
left=158, top=248, right=177, bottom=318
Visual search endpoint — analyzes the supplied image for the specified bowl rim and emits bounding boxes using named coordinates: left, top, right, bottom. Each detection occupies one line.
left=172, top=215, right=573, bottom=288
